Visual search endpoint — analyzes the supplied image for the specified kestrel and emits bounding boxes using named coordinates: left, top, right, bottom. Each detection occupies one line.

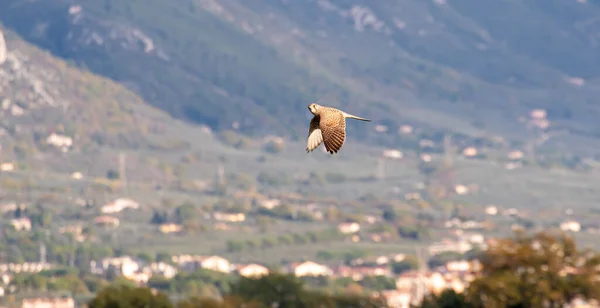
left=306, top=103, right=371, bottom=154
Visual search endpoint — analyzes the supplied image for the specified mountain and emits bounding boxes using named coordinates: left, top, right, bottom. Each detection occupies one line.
left=1, top=0, right=600, bottom=154
left=0, top=25, right=213, bottom=179
left=0, top=26, right=147, bottom=155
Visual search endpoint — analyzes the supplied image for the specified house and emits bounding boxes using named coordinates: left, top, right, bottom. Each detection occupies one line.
left=375, top=125, right=388, bottom=133
left=396, top=271, right=447, bottom=296
left=395, top=271, right=421, bottom=290
left=159, top=223, right=183, bottom=234
left=289, top=261, right=332, bottom=277
left=0, top=262, right=51, bottom=273
left=530, top=109, right=547, bottom=120
left=45, top=133, right=73, bottom=150
left=0, top=202, right=18, bottom=213
left=444, top=218, right=484, bottom=230
left=420, top=153, right=432, bottom=162
left=505, top=162, right=522, bottom=170
left=445, top=260, right=472, bottom=272
left=213, top=212, right=246, bottom=222
left=381, top=289, right=411, bottom=308
left=259, top=199, right=281, bottom=210
left=101, top=198, right=140, bottom=214
left=445, top=276, right=467, bottom=294
left=236, top=263, right=270, bottom=278
left=351, top=255, right=391, bottom=266
left=199, top=256, right=231, bottom=273
left=11, top=218, right=31, bottom=231
left=0, top=162, right=14, bottom=172
left=459, top=233, right=485, bottom=246
left=566, top=298, right=599, bottom=308
left=94, top=216, right=120, bottom=228
left=462, top=147, right=478, bottom=157
left=127, top=272, right=150, bottom=284
left=507, top=150, right=524, bottom=160
left=172, top=255, right=231, bottom=273
left=382, top=149, right=403, bottom=159
left=454, top=185, right=469, bottom=195
left=338, top=222, right=360, bottom=234
left=560, top=220, right=581, bottom=232
left=146, top=262, right=178, bottom=279
left=336, top=265, right=391, bottom=281
left=22, top=297, right=75, bottom=308
left=485, top=206, right=498, bottom=216
left=91, top=256, right=141, bottom=278
left=399, top=125, right=413, bottom=135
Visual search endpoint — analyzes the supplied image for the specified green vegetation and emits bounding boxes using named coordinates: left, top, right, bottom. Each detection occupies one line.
left=67, top=232, right=600, bottom=308
left=466, top=232, right=600, bottom=307
left=89, top=274, right=387, bottom=308
left=416, top=232, right=600, bottom=308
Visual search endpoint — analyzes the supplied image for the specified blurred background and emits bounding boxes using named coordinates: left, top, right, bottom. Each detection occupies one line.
left=0, top=0, right=599, bottom=307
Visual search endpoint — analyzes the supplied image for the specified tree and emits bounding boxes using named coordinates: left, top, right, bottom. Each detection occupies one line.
left=397, top=225, right=422, bottom=240
left=156, top=252, right=172, bottom=263
left=150, top=210, right=169, bottom=225
left=391, top=255, right=419, bottom=275
left=106, top=169, right=120, bottom=180
left=177, top=296, right=240, bottom=308
left=88, top=285, right=173, bottom=308
left=174, top=202, right=196, bottom=224
left=418, top=289, right=472, bottom=308
left=229, top=273, right=387, bottom=308
left=382, top=208, right=397, bottom=222
left=427, top=252, right=462, bottom=269
left=137, top=252, right=154, bottom=263
left=263, top=139, right=285, bottom=154
left=466, top=231, right=600, bottom=308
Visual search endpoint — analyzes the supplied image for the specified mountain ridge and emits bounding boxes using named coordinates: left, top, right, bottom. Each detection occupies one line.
left=1, top=0, right=600, bottom=155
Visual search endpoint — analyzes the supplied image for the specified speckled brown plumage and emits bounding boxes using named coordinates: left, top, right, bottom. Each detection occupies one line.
left=306, top=103, right=371, bottom=155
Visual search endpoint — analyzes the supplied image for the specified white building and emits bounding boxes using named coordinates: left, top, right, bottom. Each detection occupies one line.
left=46, top=133, right=73, bottom=150
left=560, top=220, right=581, bottom=232
left=338, top=222, right=360, bottom=234
left=236, top=263, right=270, bottom=278
left=290, top=261, right=332, bottom=277
left=101, top=198, right=140, bottom=214
left=172, top=255, right=231, bottom=273
left=485, top=206, right=498, bottom=216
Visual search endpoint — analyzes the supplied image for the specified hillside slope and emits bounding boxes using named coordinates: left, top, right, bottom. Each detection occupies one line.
left=0, top=26, right=189, bottom=165
left=2, top=0, right=600, bottom=153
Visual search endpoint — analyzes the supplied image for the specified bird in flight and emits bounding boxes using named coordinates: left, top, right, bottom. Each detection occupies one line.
left=306, top=103, right=371, bottom=154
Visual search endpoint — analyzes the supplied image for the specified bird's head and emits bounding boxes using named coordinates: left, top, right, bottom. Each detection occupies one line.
left=308, top=103, right=320, bottom=115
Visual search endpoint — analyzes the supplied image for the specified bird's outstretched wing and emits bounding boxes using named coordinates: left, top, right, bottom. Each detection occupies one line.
left=320, top=111, right=346, bottom=154
left=306, top=116, right=324, bottom=153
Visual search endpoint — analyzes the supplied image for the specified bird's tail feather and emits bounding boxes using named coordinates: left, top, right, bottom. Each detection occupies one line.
left=343, top=112, right=371, bottom=122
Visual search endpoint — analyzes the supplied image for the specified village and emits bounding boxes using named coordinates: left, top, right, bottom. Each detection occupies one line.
left=1, top=100, right=600, bottom=308
left=0, top=193, right=594, bottom=308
